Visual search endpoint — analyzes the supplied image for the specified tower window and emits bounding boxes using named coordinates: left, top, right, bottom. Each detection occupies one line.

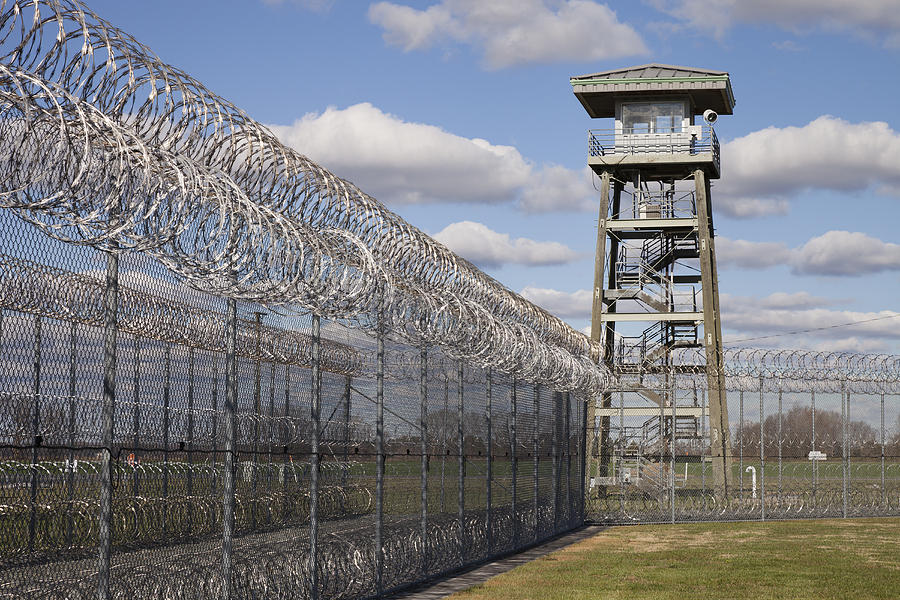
left=621, top=102, right=685, bottom=134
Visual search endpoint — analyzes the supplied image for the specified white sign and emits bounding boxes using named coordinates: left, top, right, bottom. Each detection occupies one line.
left=808, top=451, right=827, bottom=461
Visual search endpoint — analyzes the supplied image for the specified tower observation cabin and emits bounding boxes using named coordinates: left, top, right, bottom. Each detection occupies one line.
left=572, top=64, right=735, bottom=499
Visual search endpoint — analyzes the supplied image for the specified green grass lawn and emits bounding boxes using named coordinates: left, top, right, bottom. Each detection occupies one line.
left=451, top=518, right=900, bottom=600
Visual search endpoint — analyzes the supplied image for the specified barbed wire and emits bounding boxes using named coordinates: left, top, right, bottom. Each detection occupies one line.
left=0, top=0, right=609, bottom=396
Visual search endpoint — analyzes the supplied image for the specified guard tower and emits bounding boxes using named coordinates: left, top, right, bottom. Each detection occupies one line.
left=572, top=64, right=734, bottom=496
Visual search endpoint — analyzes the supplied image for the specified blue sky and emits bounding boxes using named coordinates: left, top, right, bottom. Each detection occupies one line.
left=85, top=0, right=900, bottom=353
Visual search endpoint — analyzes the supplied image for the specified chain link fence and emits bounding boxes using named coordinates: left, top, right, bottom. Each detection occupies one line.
left=0, top=1, right=598, bottom=598
left=587, top=352, right=900, bottom=524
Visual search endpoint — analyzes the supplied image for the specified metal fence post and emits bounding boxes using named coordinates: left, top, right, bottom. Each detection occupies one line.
left=485, top=369, right=493, bottom=553
left=343, top=375, right=351, bottom=490
left=551, top=391, right=559, bottom=532
left=187, top=347, right=195, bottom=534
left=375, top=325, right=385, bottom=597
left=132, top=338, right=141, bottom=498
left=309, top=314, right=321, bottom=600
left=811, top=390, right=816, bottom=507
left=440, top=371, right=447, bottom=513
left=619, top=391, right=625, bottom=517
left=533, top=384, right=539, bottom=540
left=739, top=390, right=744, bottom=500
left=221, top=297, right=237, bottom=600
left=881, top=391, right=886, bottom=507
left=580, top=395, right=587, bottom=523
left=777, top=384, right=782, bottom=502
left=252, top=312, right=263, bottom=531
left=163, top=343, right=171, bottom=538
left=842, top=385, right=848, bottom=519
left=97, top=247, right=118, bottom=600
left=510, top=378, right=518, bottom=548
left=700, top=387, right=707, bottom=511
left=67, top=321, right=77, bottom=547
left=759, top=375, right=765, bottom=521
left=564, top=392, right=572, bottom=528
left=457, top=361, right=465, bottom=560
left=670, top=373, right=676, bottom=525
left=28, top=315, right=42, bottom=554
left=420, top=348, right=428, bottom=575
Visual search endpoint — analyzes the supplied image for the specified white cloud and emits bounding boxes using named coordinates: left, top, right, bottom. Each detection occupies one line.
left=721, top=293, right=900, bottom=352
left=717, top=116, right=900, bottom=218
left=433, top=221, right=579, bottom=267
left=655, top=0, right=900, bottom=46
left=519, top=286, right=592, bottom=319
left=717, top=231, right=900, bottom=276
left=716, top=237, right=792, bottom=269
left=793, top=230, right=900, bottom=276
left=368, top=0, right=648, bottom=69
left=268, top=102, right=595, bottom=211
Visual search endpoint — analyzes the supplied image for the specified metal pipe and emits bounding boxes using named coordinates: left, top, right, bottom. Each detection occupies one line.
left=131, top=337, right=140, bottom=498
left=375, top=326, right=385, bottom=597
left=777, top=385, right=782, bottom=501
left=841, top=385, right=847, bottom=518
left=420, top=348, right=428, bottom=575
left=221, top=297, right=237, bottom=600
left=97, top=247, right=118, bottom=600
left=210, top=353, right=219, bottom=495
left=440, top=372, right=447, bottom=513
left=811, top=390, right=817, bottom=507
left=28, top=315, right=41, bottom=554
left=564, top=391, right=571, bottom=528
left=670, top=374, right=676, bottom=525
left=252, top=312, right=263, bottom=531
left=342, top=374, right=351, bottom=497
left=552, top=391, right=560, bottom=532
left=759, top=375, right=765, bottom=521
left=309, top=314, right=321, bottom=600
left=739, top=390, right=744, bottom=500
left=457, top=361, right=465, bottom=558
left=162, top=343, right=171, bottom=537
left=510, top=378, right=518, bottom=547
left=881, top=391, right=886, bottom=507
left=485, top=369, right=493, bottom=553
left=186, top=346, right=195, bottom=535
left=67, top=321, right=77, bottom=547
left=533, top=384, right=539, bottom=540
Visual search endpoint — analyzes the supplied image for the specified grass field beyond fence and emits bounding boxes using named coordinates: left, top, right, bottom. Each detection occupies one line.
left=451, top=518, right=900, bottom=600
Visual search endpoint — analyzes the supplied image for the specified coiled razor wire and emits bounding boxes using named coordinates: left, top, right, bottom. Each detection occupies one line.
left=0, top=0, right=609, bottom=397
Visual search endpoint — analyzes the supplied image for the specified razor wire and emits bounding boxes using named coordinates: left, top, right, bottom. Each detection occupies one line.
left=0, top=0, right=608, bottom=397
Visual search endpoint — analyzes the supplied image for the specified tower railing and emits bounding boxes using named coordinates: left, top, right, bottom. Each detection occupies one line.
left=588, top=124, right=719, bottom=161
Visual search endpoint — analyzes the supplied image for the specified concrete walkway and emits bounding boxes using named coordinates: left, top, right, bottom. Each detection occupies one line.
left=388, top=525, right=605, bottom=599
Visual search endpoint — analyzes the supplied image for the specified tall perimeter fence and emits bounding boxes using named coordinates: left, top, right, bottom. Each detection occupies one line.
left=0, top=1, right=605, bottom=599
left=587, top=349, right=900, bottom=524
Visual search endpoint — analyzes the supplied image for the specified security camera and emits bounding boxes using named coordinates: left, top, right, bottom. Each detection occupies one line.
left=703, top=109, right=718, bottom=124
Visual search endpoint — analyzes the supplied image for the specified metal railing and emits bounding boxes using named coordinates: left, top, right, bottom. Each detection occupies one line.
left=588, top=125, right=720, bottom=166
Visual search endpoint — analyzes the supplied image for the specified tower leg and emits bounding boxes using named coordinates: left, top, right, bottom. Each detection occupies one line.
left=694, top=169, right=732, bottom=495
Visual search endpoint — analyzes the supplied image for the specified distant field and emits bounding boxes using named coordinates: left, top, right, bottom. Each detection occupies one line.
left=450, top=518, right=900, bottom=600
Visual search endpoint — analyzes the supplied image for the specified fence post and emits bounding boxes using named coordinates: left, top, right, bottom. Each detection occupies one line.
left=221, top=297, right=237, bottom=600
left=440, top=372, right=447, bottom=513
left=551, top=391, right=559, bottom=532
left=842, top=384, right=848, bottom=519
left=533, top=384, right=539, bottom=540
left=187, top=347, right=195, bottom=534
left=700, top=386, right=707, bottom=511
left=97, top=247, right=118, bottom=600
left=343, top=375, right=351, bottom=490
left=580, top=395, right=587, bottom=523
left=420, top=348, right=428, bottom=575
left=811, top=390, right=816, bottom=507
left=485, top=369, right=493, bottom=553
left=28, top=315, right=41, bottom=554
left=375, top=324, right=385, bottom=597
left=457, top=362, right=465, bottom=558
left=132, top=338, right=141, bottom=498
left=619, top=391, right=625, bottom=517
left=670, top=372, right=676, bottom=525
left=759, top=375, right=765, bottom=521
left=252, top=312, right=263, bottom=531
left=777, top=384, right=782, bottom=502
left=163, top=343, right=171, bottom=538
left=564, top=392, right=571, bottom=528
left=67, top=321, right=77, bottom=547
left=510, top=378, right=518, bottom=547
left=739, top=390, right=744, bottom=500
left=881, top=391, right=886, bottom=507
left=309, top=314, right=321, bottom=600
